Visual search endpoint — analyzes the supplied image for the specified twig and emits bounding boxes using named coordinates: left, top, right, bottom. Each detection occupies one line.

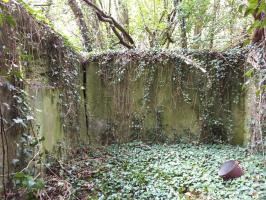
left=20, top=150, right=40, bottom=173
left=0, top=105, right=7, bottom=200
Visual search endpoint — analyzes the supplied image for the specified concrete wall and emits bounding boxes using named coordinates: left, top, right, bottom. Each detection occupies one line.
left=0, top=3, right=249, bottom=174
left=0, top=2, right=83, bottom=179
left=29, top=88, right=64, bottom=152
left=84, top=58, right=247, bottom=145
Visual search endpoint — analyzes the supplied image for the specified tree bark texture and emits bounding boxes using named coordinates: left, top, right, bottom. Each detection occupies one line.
left=174, top=0, right=187, bottom=48
left=68, top=0, right=92, bottom=52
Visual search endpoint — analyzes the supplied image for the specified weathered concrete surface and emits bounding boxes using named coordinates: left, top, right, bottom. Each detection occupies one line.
left=0, top=1, right=83, bottom=180
left=0, top=4, right=250, bottom=181
left=84, top=56, right=247, bottom=145
left=29, top=88, right=64, bottom=152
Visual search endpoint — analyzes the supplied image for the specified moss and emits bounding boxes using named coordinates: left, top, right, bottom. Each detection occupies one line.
left=30, top=88, right=64, bottom=152
left=231, top=90, right=248, bottom=145
left=84, top=50, right=247, bottom=145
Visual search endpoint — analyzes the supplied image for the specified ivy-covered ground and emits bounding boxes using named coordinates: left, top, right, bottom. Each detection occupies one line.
left=42, top=142, right=265, bottom=200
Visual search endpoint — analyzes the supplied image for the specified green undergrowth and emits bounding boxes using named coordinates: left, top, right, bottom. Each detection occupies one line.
left=36, top=142, right=265, bottom=200
left=87, top=142, right=265, bottom=200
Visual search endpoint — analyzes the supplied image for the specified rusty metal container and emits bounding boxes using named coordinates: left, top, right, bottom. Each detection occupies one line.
left=218, top=160, right=244, bottom=180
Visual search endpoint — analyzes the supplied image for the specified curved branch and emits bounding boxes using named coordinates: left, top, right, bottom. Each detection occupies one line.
left=82, top=0, right=135, bottom=49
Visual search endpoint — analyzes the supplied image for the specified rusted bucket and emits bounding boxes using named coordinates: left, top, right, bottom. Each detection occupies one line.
left=218, top=160, right=244, bottom=180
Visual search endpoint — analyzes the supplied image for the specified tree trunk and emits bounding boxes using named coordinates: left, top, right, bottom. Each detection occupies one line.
left=180, top=16, right=187, bottom=48
left=228, top=0, right=236, bottom=46
left=247, top=0, right=266, bottom=154
left=209, top=0, right=220, bottom=49
left=252, top=1, right=265, bottom=44
left=174, top=0, right=187, bottom=48
left=192, top=23, right=203, bottom=49
left=117, top=0, right=129, bottom=31
left=115, top=0, right=130, bottom=46
left=68, top=0, right=92, bottom=52
left=91, top=0, right=104, bottom=49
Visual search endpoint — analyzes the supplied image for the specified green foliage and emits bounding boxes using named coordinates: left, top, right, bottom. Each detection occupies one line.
left=13, top=172, right=44, bottom=199
left=17, top=0, right=50, bottom=24
left=20, top=0, right=251, bottom=51
left=239, top=0, right=266, bottom=34
left=13, top=172, right=44, bottom=190
left=0, top=2, right=15, bottom=27
left=14, top=0, right=82, bottom=52
left=88, top=142, right=266, bottom=199
left=1, top=82, right=45, bottom=198
left=245, top=69, right=254, bottom=78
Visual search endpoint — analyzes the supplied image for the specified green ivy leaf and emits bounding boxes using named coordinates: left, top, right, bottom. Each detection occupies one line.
left=0, top=16, right=3, bottom=26
left=14, top=172, right=27, bottom=179
left=247, top=20, right=261, bottom=34
left=260, top=84, right=266, bottom=89
left=238, top=4, right=246, bottom=14
left=260, top=18, right=266, bottom=28
left=5, top=15, right=15, bottom=27
left=258, top=1, right=266, bottom=14
left=27, top=178, right=36, bottom=188
left=256, top=89, right=261, bottom=97
left=243, top=38, right=251, bottom=46
left=244, top=69, right=254, bottom=78
left=244, top=7, right=255, bottom=17
left=248, top=0, right=259, bottom=9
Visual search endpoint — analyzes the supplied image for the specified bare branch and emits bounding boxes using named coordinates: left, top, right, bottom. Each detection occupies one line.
left=82, top=0, right=135, bottom=49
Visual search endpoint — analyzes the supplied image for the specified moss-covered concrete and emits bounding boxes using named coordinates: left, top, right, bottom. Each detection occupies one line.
left=29, top=88, right=64, bottom=152
left=0, top=0, right=83, bottom=157
left=85, top=58, right=246, bottom=145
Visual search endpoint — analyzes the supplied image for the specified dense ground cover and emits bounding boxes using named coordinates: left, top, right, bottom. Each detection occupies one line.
left=41, top=142, right=265, bottom=200
left=89, top=143, right=266, bottom=200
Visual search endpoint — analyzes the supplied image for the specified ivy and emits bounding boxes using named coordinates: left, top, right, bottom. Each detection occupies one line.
left=86, top=142, right=266, bottom=199
left=88, top=48, right=247, bottom=143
